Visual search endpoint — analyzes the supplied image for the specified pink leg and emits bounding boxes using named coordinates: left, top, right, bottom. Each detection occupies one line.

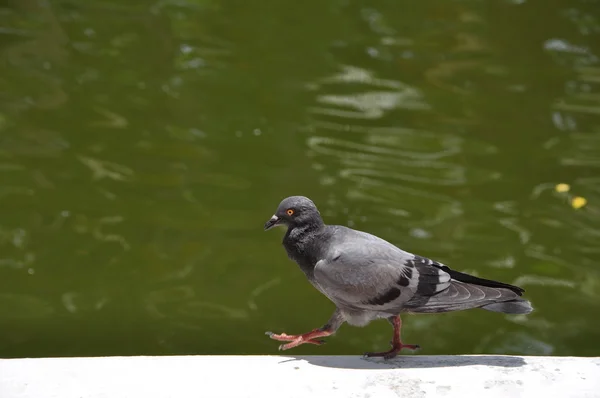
left=364, top=315, right=420, bottom=360
left=265, top=328, right=333, bottom=351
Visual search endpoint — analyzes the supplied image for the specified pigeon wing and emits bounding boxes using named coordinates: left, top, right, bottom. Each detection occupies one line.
left=312, top=229, right=451, bottom=312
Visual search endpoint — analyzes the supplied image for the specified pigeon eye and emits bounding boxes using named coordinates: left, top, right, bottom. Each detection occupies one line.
left=286, top=209, right=294, bottom=216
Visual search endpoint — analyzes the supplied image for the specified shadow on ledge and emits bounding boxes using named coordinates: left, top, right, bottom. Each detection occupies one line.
left=279, top=355, right=527, bottom=370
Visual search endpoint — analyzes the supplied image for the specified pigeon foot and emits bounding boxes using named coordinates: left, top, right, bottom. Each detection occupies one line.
left=265, top=329, right=331, bottom=350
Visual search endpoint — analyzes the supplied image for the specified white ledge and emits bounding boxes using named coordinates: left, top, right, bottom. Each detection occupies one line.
left=1, top=355, right=599, bottom=398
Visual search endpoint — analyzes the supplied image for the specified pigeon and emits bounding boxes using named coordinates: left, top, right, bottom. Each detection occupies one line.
left=264, top=196, right=533, bottom=359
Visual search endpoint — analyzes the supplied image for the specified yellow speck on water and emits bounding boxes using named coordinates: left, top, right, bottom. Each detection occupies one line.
left=555, top=183, right=570, bottom=193
left=571, top=196, right=587, bottom=209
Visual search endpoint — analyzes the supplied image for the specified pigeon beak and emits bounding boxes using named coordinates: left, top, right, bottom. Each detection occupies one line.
left=264, top=215, right=280, bottom=231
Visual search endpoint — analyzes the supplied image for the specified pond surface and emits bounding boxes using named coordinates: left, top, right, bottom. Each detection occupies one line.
left=1, top=0, right=599, bottom=358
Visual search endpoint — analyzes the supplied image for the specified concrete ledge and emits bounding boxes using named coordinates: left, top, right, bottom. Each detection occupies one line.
left=1, top=355, right=599, bottom=398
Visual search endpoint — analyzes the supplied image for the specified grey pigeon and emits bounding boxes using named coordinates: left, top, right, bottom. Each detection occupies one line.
left=264, top=196, right=533, bottom=359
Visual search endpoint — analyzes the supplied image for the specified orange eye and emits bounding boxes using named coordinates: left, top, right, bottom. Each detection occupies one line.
left=286, top=209, right=294, bottom=216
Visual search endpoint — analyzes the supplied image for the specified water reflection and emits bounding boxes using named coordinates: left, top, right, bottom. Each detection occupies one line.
left=0, top=293, right=54, bottom=319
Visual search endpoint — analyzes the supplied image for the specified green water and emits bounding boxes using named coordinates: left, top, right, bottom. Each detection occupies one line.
left=1, top=0, right=599, bottom=359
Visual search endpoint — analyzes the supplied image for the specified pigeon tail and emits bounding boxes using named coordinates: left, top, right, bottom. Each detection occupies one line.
left=403, top=280, right=533, bottom=314
left=481, top=298, right=533, bottom=314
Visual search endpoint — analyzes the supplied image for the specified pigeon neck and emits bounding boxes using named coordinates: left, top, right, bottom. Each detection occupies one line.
left=283, top=221, right=326, bottom=275
left=286, top=221, right=324, bottom=241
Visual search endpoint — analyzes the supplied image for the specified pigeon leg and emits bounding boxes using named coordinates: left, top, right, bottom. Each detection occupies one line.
left=364, top=315, right=420, bottom=360
left=265, top=308, right=345, bottom=351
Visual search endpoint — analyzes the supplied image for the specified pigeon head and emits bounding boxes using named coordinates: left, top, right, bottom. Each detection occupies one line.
left=264, top=196, right=324, bottom=231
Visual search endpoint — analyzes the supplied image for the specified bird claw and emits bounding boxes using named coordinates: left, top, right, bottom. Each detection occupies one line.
left=278, top=338, right=325, bottom=351
left=265, top=331, right=297, bottom=342
left=267, top=328, right=331, bottom=350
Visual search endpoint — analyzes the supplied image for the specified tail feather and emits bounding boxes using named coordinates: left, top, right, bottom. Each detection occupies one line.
left=438, top=266, right=525, bottom=296
left=481, top=299, right=533, bottom=314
